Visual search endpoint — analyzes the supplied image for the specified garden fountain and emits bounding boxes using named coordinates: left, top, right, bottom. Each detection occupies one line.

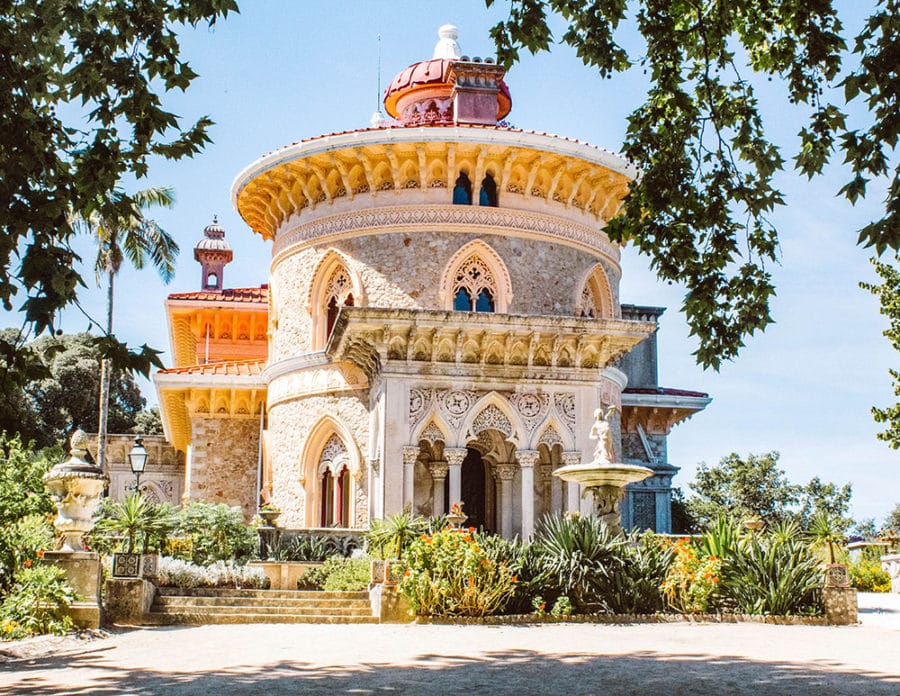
left=552, top=405, right=653, bottom=535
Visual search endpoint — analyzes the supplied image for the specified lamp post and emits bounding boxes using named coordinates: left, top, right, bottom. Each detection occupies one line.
left=128, top=435, right=148, bottom=494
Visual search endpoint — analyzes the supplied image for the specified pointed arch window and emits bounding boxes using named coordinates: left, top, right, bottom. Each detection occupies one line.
left=313, top=261, right=358, bottom=348
left=452, top=254, right=497, bottom=313
left=576, top=264, right=614, bottom=319
left=452, top=172, right=472, bottom=205
left=318, top=434, right=352, bottom=528
left=479, top=173, right=498, bottom=207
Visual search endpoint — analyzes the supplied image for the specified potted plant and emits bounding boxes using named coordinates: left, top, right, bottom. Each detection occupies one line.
left=808, top=511, right=849, bottom=587
left=259, top=503, right=282, bottom=527
left=366, top=507, right=425, bottom=584
left=99, top=493, right=173, bottom=579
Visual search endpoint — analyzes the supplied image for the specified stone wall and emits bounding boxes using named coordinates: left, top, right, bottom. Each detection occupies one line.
left=88, top=433, right=184, bottom=505
left=188, top=417, right=259, bottom=518
left=266, top=391, right=370, bottom=528
left=269, top=232, right=620, bottom=360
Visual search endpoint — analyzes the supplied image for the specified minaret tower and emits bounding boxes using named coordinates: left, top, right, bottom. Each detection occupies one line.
left=193, top=217, right=233, bottom=292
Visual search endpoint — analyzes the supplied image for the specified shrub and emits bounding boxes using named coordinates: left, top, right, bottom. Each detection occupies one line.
left=550, top=595, right=573, bottom=617
left=849, top=560, right=891, bottom=592
left=481, top=535, right=550, bottom=615
left=177, top=502, right=258, bottom=565
left=0, top=514, right=55, bottom=593
left=366, top=509, right=428, bottom=559
left=0, top=564, right=75, bottom=639
left=94, top=494, right=177, bottom=554
left=660, top=538, right=722, bottom=614
left=400, top=527, right=517, bottom=617
left=321, top=556, right=370, bottom=591
left=533, top=513, right=626, bottom=613
left=157, top=557, right=269, bottom=589
left=721, top=536, right=822, bottom=615
left=606, top=532, right=673, bottom=614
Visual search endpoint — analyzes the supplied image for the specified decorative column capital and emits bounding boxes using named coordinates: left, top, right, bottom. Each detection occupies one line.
left=444, top=447, right=467, bottom=467
left=516, top=449, right=540, bottom=469
left=402, top=446, right=420, bottom=467
left=369, top=458, right=381, bottom=475
left=494, top=463, right=516, bottom=481
left=561, top=451, right=581, bottom=467
left=429, top=460, right=449, bottom=479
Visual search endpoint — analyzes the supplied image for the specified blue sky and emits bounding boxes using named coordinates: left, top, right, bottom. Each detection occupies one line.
left=17, top=1, right=898, bottom=524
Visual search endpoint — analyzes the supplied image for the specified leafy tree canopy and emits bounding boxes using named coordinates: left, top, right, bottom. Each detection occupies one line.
left=886, top=502, right=900, bottom=531
left=861, top=254, right=900, bottom=447
left=489, top=0, right=898, bottom=368
left=0, top=330, right=147, bottom=448
left=0, top=0, right=238, bottom=392
left=686, top=451, right=853, bottom=530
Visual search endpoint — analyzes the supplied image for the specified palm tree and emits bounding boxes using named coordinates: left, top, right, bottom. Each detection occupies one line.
left=73, top=187, right=178, bottom=472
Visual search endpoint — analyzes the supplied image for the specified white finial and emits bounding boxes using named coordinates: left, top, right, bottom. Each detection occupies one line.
left=370, top=110, right=386, bottom=128
left=434, top=24, right=461, bottom=59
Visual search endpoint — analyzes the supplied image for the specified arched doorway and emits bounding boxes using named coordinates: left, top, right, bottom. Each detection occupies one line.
left=461, top=447, right=490, bottom=532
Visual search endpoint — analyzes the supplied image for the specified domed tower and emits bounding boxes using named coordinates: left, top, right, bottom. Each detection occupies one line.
left=204, top=26, right=710, bottom=533
left=194, top=217, right=233, bottom=292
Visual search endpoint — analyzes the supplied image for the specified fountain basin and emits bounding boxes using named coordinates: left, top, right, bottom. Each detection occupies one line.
left=553, top=462, right=653, bottom=489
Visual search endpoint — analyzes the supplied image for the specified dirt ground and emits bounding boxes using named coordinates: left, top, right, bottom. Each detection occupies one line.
left=1, top=593, right=897, bottom=695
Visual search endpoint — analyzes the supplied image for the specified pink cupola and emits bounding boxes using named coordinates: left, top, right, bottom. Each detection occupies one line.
left=383, top=24, right=512, bottom=127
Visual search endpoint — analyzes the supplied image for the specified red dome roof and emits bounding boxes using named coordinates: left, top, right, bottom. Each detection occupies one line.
left=383, top=58, right=512, bottom=121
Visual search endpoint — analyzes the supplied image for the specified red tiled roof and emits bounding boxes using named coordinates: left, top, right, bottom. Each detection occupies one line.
left=168, top=286, right=268, bottom=303
left=254, top=124, right=631, bottom=166
left=623, top=387, right=709, bottom=398
left=158, top=359, right=266, bottom=377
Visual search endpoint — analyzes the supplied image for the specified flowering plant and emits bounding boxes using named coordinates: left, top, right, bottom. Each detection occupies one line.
left=660, top=538, right=722, bottom=614
left=399, top=526, right=516, bottom=617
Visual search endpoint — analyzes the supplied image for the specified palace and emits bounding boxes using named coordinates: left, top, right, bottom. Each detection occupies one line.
left=154, top=26, right=710, bottom=537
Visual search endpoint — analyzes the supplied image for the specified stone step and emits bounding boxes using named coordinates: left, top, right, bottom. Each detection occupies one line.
left=143, top=611, right=380, bottom=625
left=150, top=603, right=372, bottom=617
left=153, top=595, right=371, bottom=609
left=156, top=588, right=369, bottom=600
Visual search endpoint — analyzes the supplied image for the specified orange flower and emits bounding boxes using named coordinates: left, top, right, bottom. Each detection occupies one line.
left=511, top=575, right=517, bottom=583
left=468, top=577, right=476, bottom=588
left=711, top=577, right=719, bottom=584
left=23, top=560, right=32, bottom=568
left=36, top=550, right=44, bottom=558
left=468, top=526, right=476, bottom=533
left=404, top=569, right=412, bottom=577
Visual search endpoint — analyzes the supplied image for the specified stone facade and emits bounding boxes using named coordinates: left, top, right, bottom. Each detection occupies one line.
left=188, top=418, right=259, bottom=518
left=89, top=434, right=185, bottom=505
left=155, top=26, right=709, bottom=534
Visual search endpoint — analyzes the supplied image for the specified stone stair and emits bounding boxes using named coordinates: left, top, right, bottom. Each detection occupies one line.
left=144, top=587, right=379, bottom=625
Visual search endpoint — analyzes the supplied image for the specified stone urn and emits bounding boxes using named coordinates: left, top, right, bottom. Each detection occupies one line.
left=43, top=430, right=109, bottom=551
left=259, top=508, right=281, bottom=527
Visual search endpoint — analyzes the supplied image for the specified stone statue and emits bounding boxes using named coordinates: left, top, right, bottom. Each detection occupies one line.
left=589, top=405, right=618, bottom=464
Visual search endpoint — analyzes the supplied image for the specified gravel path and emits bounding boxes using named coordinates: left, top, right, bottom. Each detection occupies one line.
left=1, top=594, right=898, bottom=695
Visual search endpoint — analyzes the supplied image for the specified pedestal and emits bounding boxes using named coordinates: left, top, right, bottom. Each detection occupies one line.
left=106, top=578, right=156, bottom=625
left=41, top=550, right=102, bottom=629
left=823, top=586, right=858, bottom=625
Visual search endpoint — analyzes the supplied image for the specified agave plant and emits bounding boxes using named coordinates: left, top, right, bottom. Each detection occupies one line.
left=533, top=513, right=627, bottom=613
left=701, top=515, right=741, bottom=559
left=96, top=493, right=169, bottom=553
left=606, top=531, right=674, bottom=614
left=722, top=535, right=823, bottom=615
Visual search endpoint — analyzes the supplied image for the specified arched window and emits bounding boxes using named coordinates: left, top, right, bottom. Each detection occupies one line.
left=318, top=434, right=352, bottom=528
left=576, top=264, right=615, bottom=319
left=453, top=172, right=472, bottom=205
left=205, top=272, right=218, bottom=289
left=479, top=173, right=498, bottom=207
left=312, top=260, right=358, bottom=348
left=452, top=255, right=497, bottom=313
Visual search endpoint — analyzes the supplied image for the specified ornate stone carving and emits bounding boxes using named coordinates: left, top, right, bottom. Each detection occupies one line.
left=509, top=391, right=550, bottom=433
left=401, top=446, right=421, bottom=467
left=444, top=447, right=467, bottom=467
left=318, top=434, right=350, bottom=475
left=409, top=387, right=433, bottom=426
left=428, top=461, right=450, bottom=479
left=493, top=463, right=517, bottom=480
left=273, top=206, right=620, bottom=260
left=589, top=405, right=618, bottom=464
left=553, top=393, right=577, bottom=433
left=471, top=404, right=514, bottom=438
left=436, top=389, right=477, bottom=429
left=561, top=451, right=582, bottom=467
left=419, top=421, right=445, bottom=444
left=537, top=424, right=564, bottom=449
left=516, top=450, right=540, bottom=469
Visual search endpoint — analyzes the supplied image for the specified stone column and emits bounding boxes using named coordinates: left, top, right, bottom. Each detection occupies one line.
left=562, top=452, right=581, bottom=513
left=401, top=446, right=419, bottom=508
left=444, top=447, right=467, bottom=507
left=494, top=463, right=516, bottom=539
left=429, top=461, right=449, bottom=517
left=333, top=470, right=344, bottom=526
left=516, top=450, right=539, bottom=539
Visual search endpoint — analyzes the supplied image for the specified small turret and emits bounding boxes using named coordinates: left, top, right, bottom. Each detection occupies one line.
left=194, top=217, right=233, bottom=292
